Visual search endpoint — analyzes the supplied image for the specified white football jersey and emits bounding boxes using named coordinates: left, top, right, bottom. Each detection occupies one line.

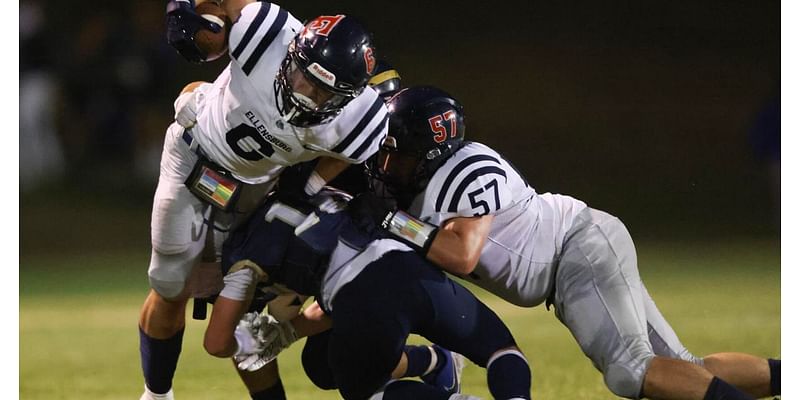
left=191, top=2, right=388, bottom=184
left=408, top=142, right=588, bottom=307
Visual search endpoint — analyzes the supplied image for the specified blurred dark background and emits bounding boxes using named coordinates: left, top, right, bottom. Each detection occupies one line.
left=19, top=0, right=780, bottom=258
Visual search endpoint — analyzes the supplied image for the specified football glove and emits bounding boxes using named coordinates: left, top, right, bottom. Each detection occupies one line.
left=174, top=90, right=202, bottom=128
left=234, top=313, right=298, bottom=371
left=166, top=0, right=222, bottom=63
left=346, top=192, right=395, bottom=237
left=274, top=162, right=319, bottom=214
left=233, top=312, right=266, bottom=357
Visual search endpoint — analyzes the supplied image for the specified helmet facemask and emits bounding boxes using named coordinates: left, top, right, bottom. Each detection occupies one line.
left=366, top=136, right=430, bottom=209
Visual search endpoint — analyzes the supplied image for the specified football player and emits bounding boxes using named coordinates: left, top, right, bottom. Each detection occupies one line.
left=139, top=1, right=389, bottom=399
left=204, top=186, right=532, bottom=400
left=351, top=85, right=780, bottom=400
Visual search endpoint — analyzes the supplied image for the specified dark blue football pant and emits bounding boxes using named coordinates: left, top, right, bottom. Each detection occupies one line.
left=302, top=251, right=518, bottom=400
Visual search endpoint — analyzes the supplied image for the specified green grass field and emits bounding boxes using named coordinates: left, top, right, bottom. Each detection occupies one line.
left=20, top=238, right=780, bottom=399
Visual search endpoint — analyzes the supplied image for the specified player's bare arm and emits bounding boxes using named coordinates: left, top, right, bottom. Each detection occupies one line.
left=314, top=157, right=352, bottom=182
left=426, top=214, right=494, bottom=276
left=204, top=296, right=250, bottom=357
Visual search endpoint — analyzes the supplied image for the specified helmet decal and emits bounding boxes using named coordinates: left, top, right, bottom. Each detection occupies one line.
left=428, top=110, right=458, bottom=143
left=364, top=47, right=376, bottom=75
left=308, top=62, right=337, bottom=87
left=307, top=15, right=345, bottom=36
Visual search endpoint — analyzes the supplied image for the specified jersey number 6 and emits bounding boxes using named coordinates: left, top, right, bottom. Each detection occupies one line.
left=226, top=124, right=276, bottom=161
left=429, top=110, right=457, bottom=143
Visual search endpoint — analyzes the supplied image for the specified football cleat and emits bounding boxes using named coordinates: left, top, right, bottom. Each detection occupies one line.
left=422, top=345, right=466, bottom=394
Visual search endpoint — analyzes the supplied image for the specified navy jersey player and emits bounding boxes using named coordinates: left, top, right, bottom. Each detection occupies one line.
left=203, top=187, right=532, bottom=400
left=139, top=2, right=388, bottom=399
left=354, top=86, right=780, bottom=400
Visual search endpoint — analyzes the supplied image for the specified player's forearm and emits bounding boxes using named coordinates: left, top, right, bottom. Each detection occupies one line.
left=204, top=265, right=263, bottom=357
left=425, top=215, right=493, bottom=275
left=314, top=157, right=352, bottom=183
left=426, top=229, right=482, bottom=276
left=300, top=157, right=352, bottom=197
left=204, top=296, right=250, bottom=357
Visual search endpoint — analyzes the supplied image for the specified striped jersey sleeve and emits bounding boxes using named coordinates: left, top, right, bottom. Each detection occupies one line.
left=227, top=2, right=302, bottom=76
left=420, top=143, right=516, bottom=225
left=325, top=87, right=389, bottom=163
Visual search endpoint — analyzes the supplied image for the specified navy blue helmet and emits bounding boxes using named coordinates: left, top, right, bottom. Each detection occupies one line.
left=274, top=15, right=377, bottom=127
left=368, top=86, right=466, bottom=205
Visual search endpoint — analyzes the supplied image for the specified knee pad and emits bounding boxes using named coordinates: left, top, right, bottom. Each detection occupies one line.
left=148, top=249, right=200, bottom=299
left=603, top=358, right=652, bottom=399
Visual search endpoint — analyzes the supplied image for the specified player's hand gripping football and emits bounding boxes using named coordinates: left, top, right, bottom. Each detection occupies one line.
left=234, top=313, right=298, bottom=372
left=166, top=0, right=222, bottom=63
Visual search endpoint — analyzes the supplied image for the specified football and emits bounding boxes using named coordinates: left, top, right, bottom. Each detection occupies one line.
left=195, top=1, right=229, bottom=62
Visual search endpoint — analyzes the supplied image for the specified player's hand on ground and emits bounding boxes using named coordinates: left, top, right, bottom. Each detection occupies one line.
left=166, top=0, right=222, bottom=63
left=173, top=90, right=202, bottom=128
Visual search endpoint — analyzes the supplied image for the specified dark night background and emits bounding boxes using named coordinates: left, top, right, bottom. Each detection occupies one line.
left=19, top=0, right=780, bottom=257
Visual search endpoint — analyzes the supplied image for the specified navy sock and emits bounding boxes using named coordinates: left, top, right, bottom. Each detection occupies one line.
left=768, top=358, right=780, bottom=395
left=139, top=326, right=184, bottom=394
left=251, top=379, right=286, bottom=400
left=703, top=377, right=755, bottom=400
left=487, top=351, right=531, bottom=400
left=383, top=380, right=451, bottom=400
left=403, top=345, right=435, bottom=378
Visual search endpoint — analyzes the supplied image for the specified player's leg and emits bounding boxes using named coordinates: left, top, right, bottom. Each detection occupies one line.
left=139, top=205, right=206, bottom=398
left=400, top=343, right=465, bottom=394
left=234, top=360, right=288, bottom=400
left=412, top=263, right=531, bottom=400
left=702, top=353, right=778, bottom=398
left=140, top=124, right=209, bottom=399
left=325, top=306, right=456, bottom=400
left=554, top=208, right=752, bottom=400
left=642, top=283, right=780, bottom=397
left=642, top=284, right=702, bottom=364
left=326, top=257, right=475, bottom=400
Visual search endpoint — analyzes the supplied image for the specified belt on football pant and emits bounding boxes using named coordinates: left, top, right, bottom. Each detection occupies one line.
left=182, top=129, right=209, bottom=159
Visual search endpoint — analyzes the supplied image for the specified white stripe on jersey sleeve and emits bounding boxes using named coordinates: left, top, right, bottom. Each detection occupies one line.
left=228, top=2, right=302, bottom=69
left=326, top=88, right=389, bottom=163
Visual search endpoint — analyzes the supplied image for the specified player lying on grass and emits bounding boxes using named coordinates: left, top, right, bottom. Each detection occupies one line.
left=344, top=85, right=781, bottom=400
left=201, top=183, right=532, bottom=400
left=141, top=1, right=389, bottom=398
